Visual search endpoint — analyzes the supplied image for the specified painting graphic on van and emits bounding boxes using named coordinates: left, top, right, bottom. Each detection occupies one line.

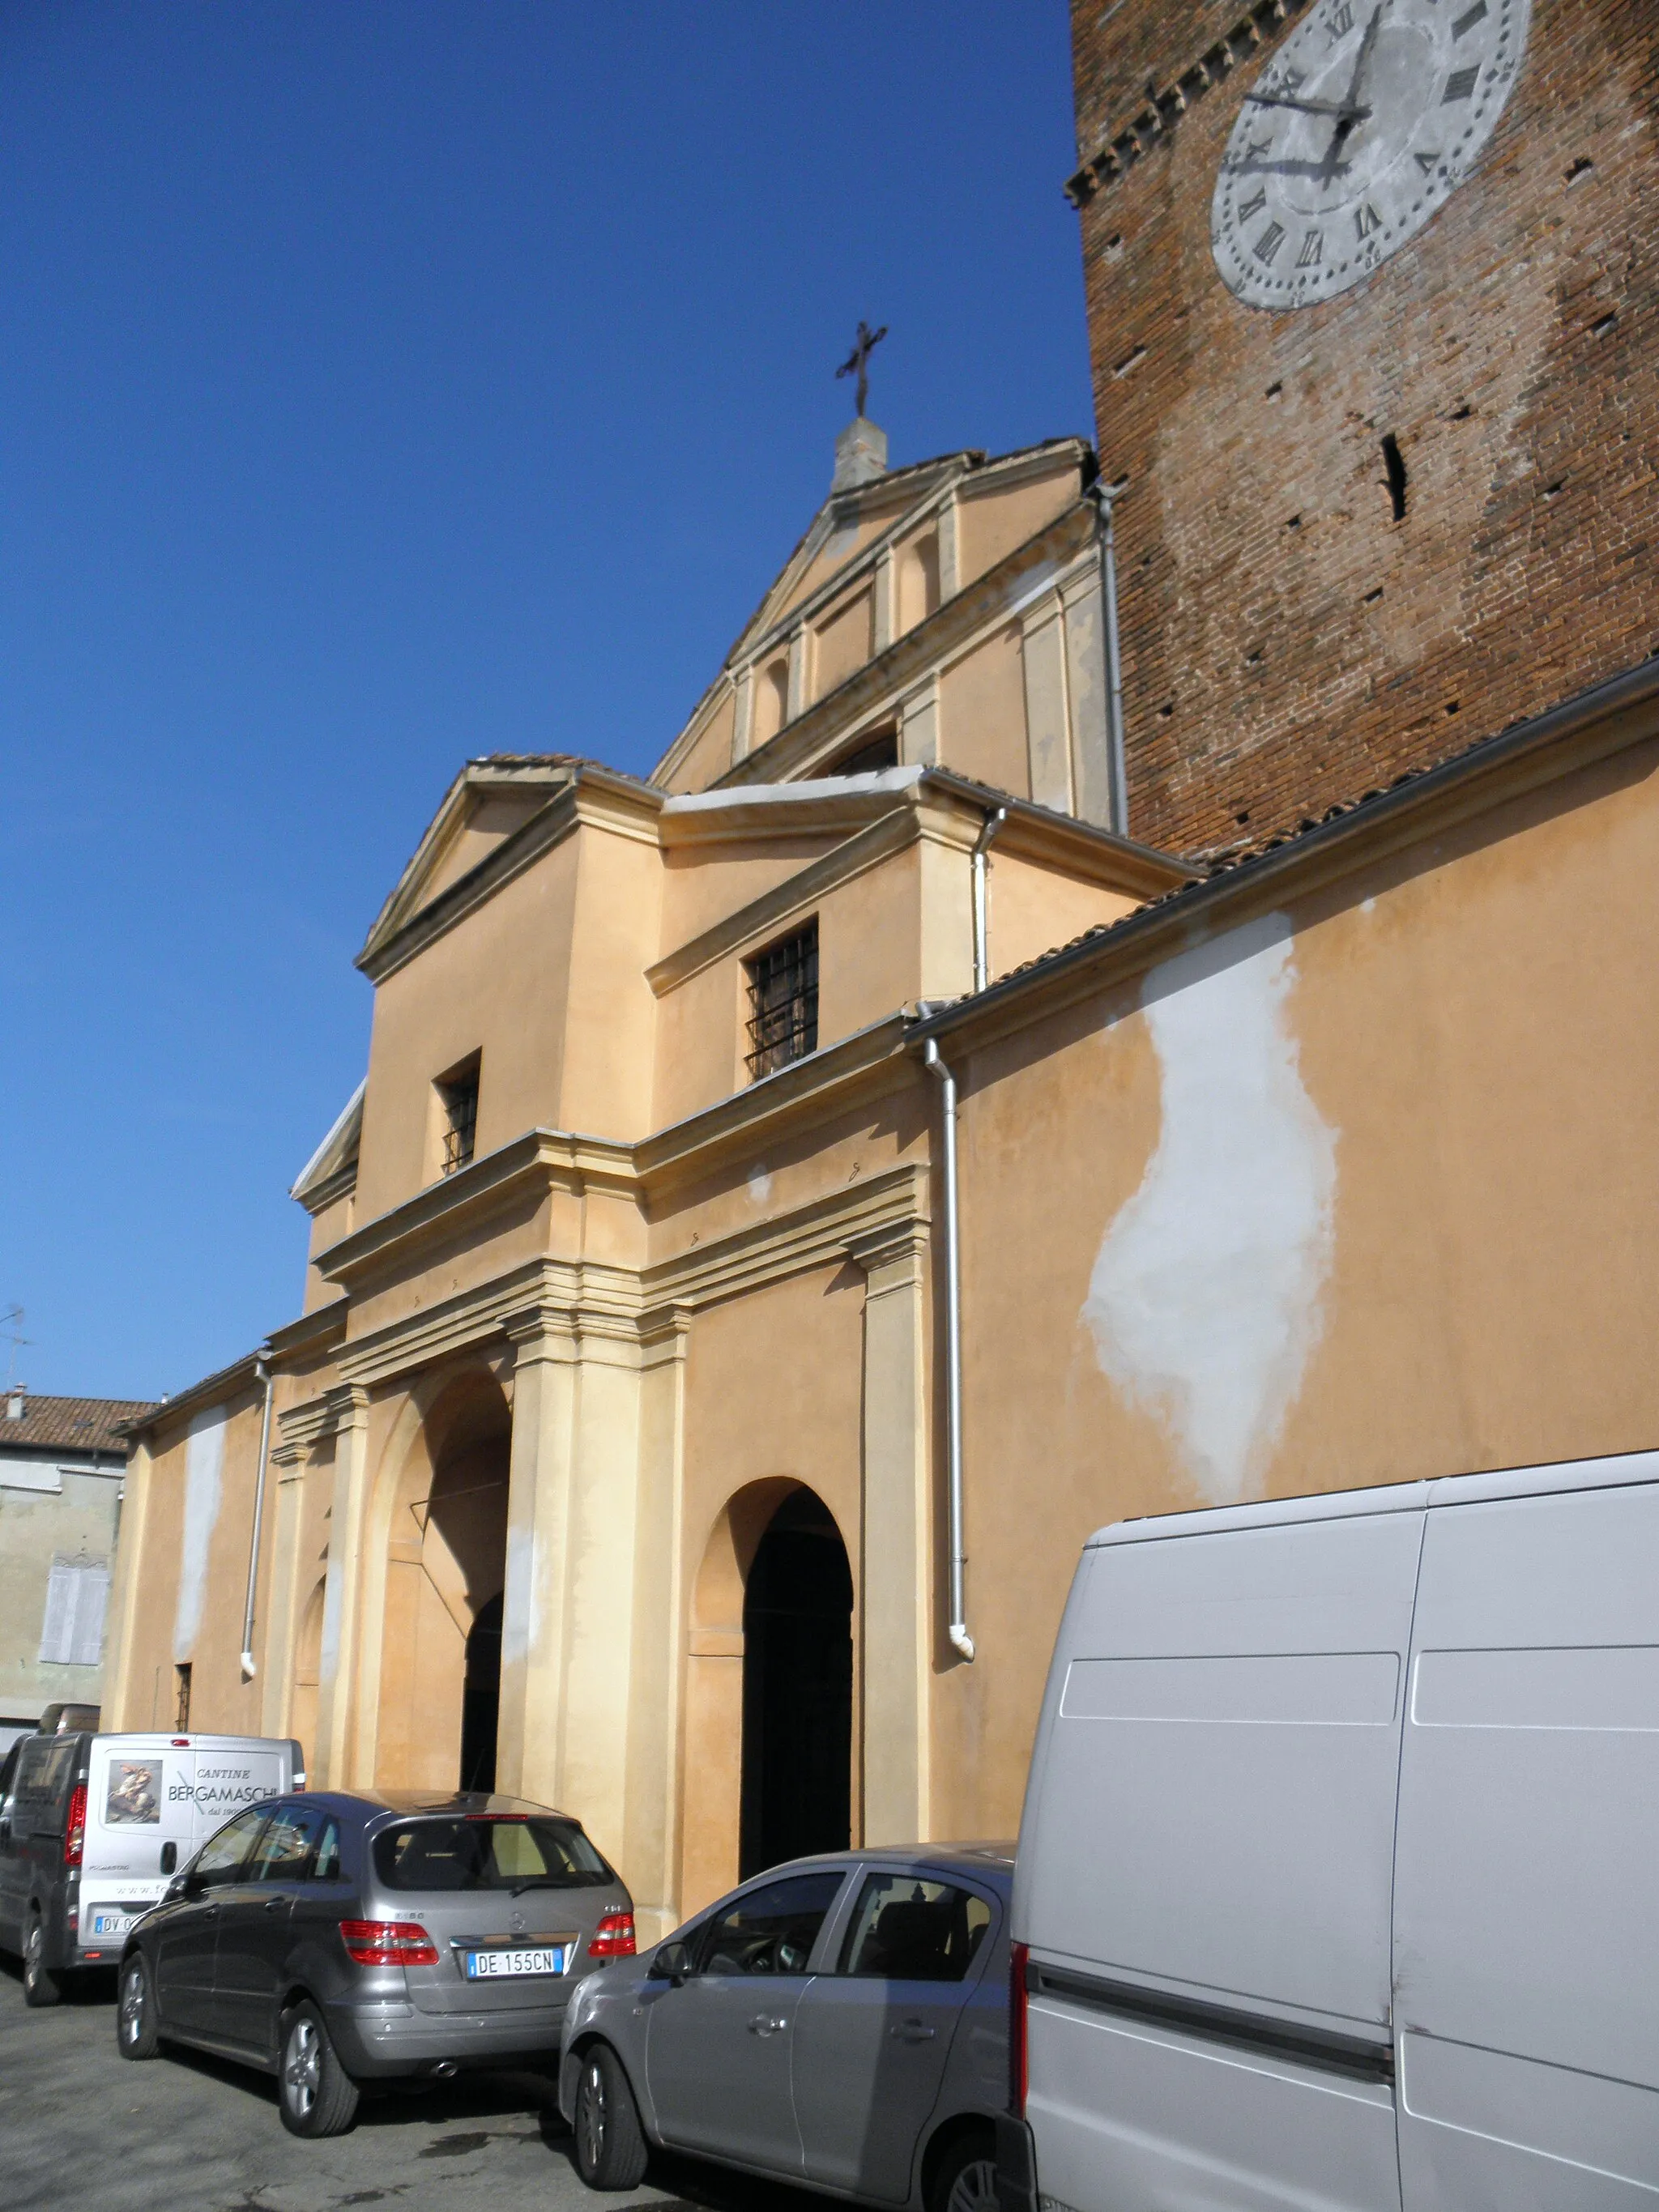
left=105, top=1763, right=161, bottom=1826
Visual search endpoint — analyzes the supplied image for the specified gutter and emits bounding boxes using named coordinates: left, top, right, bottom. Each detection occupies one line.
left=923, top=1039, right=974, bottom=1663
left=910, top=650, right=1659, bottom=1047
left=239, top=1349, right=275, bottom=1681
left=1087, top=478, right=1131, bottom=837
left=970, top=807, right=1009, bottom=992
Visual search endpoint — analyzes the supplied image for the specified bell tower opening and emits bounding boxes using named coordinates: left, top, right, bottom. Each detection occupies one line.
left=740, top=1487, right=853, bottom=1878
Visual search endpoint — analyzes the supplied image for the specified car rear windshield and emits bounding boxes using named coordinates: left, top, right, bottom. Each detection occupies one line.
left=372, top=1816, right=612, bottom=1893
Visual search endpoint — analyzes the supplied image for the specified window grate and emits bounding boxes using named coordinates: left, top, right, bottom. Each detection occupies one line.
left=745, top=922, right=819, bottom=1080
left=438, top=1065, right=479, bottom=1174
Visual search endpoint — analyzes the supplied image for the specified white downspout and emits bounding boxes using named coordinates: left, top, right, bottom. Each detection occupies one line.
left=239, top=1350, right=275, bottom=1681
left=1088, top=478, right=1130, bottom=837
left=971, top=807, right=1008, bottom=993
left=923, top=1039, right=975, bottom=1662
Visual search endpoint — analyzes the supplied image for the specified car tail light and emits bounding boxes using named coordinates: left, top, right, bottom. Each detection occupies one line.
left=339, top=1919, right=439, bottom=1967
left=63, top=1784, right=87, bottom=1870
left=587, top=1910, right=636, bottom=1958
left=1009, top=1941, right=1030, bottom=2116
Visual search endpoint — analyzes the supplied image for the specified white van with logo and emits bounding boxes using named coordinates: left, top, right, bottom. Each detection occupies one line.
left=1001, top=1450, right=1659, bottom=2212
left=0, top=1729, right=301, bottom=2003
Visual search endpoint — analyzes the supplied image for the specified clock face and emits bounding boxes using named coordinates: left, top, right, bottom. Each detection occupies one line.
left=1212, top=0, right=1530, bottom=310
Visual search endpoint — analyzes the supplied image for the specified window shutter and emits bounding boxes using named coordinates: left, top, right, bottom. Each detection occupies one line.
left=38, top=1559, right=110, bottom=1668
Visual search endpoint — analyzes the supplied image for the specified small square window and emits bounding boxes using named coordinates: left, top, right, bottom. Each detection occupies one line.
left=745, top=923, right=819, bottom=1080
left=435, top=1056, right=480, bottom=1175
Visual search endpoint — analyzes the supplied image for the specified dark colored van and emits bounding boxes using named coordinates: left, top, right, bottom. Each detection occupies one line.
left=0, top=1727, right=299, bottom=2005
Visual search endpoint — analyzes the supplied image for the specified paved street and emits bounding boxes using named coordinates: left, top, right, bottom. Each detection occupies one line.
left=0, top=1958, right=812, bottom=2212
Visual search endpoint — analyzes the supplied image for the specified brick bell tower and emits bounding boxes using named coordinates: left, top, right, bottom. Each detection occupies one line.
left=1067, top=0, right=1659, bottom=857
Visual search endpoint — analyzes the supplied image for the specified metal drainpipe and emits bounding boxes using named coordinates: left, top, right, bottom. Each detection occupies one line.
left=923, top=1039, right=975, bottom=1663
left=239, top=1350, right=275, bottom=1681
left=971, top=807, right=1008, bottom=993
left=1088, top=478, right=1130, bottom=837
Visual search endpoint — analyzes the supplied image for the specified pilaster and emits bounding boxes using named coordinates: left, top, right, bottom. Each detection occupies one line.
left=312, top=1383, right=370, bottom=1789
left=787, top=626, right=811, bottom=723
left=1022, top=595, right=1074, bottom=814
left=103, top=1436, right=153, bottom=1730
left=937, top=491, right=961, bottom=599
left=848, top=1220, right=933, bottom=1844
left=900, top=676, right=941, bottom=769
left=1062, top=560, right=1116, bottom=828
left=732, top=667, right=754, bottom=764
left=872, top=547, right=896, bottom=656
left=495, top=1305, right=581, bottom=1803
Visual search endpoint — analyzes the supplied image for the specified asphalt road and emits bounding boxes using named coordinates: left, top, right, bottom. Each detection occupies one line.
left=0, top=1956, right=817, bottom=2212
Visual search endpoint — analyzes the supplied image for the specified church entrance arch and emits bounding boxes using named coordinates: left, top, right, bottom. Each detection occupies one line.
left=680, top=1479, right=855, bottom=1911
left=740, top=1488, right=853, bottom=1877
left=377, top=1370, right=510, bottom=1793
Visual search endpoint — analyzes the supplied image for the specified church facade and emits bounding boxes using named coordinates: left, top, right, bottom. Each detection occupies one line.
left=107, top=0, right=1659, bottom=1939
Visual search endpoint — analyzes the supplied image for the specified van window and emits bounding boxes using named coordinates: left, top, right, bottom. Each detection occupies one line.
left=14, top=1737, right=75, bottom=1828
left=837, top=1873, right=992, bottom=1981
left=372, top=1816, right=610, bottom=1893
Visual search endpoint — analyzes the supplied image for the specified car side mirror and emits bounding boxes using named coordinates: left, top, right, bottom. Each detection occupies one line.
left=163, top=1874, right=189, bottom=1903
left=159, top=1841, right=177, bottom=1876
left=651, top=1941, right=691, bottom=1985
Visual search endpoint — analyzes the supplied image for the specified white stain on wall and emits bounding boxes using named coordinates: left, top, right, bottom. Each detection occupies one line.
left=1082, top=911, right=1337, bottom=1505
left=173, top=1406, right=227, bottom=1661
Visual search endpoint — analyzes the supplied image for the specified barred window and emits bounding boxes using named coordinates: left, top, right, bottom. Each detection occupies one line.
left=437, top=1056, right=480, bottom=1175
left=745, top=923, right=819, bottom=1080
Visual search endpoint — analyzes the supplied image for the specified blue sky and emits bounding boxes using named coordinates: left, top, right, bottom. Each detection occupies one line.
left=2, top=2, right=1092, bottom=1402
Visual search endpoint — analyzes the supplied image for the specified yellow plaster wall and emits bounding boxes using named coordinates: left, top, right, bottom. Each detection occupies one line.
left=560, top=829, right=663, bottom=1139
left=355, top=836, right=582, bottom=1221
left=928, top=731, right=1659, bottom=1841
left=983, top=849, right=1141, bottom=983
left=665, top=689, right=737, bottom=796
left=659, top=836, right=841, bottom=950
left=939, top=625, right=1031, bottom=797
left=423, top=788, right=552, bottom=905
left=955, top=469, right=1079, bottom=589
left=813, top=587, right=875, bottom=701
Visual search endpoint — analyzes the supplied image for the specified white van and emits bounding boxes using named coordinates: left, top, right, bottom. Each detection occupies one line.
left=1003, top=1450, right=1659, bottom=2212
left=0, top=1728, right=301, bottom=2001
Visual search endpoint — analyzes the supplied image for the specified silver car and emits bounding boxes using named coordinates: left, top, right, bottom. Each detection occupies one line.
left=117, top=1789, right=635, bottom=2137
left=558, top=1843, right=1012, bottom=2212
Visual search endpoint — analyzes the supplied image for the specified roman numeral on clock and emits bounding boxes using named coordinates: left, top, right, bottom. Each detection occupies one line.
left=1254, top=222, right=1286, bottom=265
left=1325, top=2, right=1354, bottom=38
left=1414, top=150, right=1439, bottom=175
left=1443, top=65, right=1480, bottom=101
left=1297, top=228, right=1324, bottom=266
left=1354, top=202, right=1382, bottom=240
left=1452, top=1, right=1488, bottom=34
left=1239, top=185, right=1269, bottom=221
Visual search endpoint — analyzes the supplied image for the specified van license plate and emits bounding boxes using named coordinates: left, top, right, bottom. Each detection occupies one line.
left=463, top=1946, right=569, bottom=1980
left=91, top=1912, right=134, bottom=1939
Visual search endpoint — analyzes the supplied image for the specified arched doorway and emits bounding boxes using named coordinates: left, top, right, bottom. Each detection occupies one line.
left=460, top=1592, right=502, bottom=1792
left=377, top=1370, right=510, bottom=1794
left=740, top=1488, right=853, bottom=1877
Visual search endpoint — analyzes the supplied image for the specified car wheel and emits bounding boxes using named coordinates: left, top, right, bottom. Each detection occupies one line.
left=931, top=2128, right=1000, bottom=2212
left=22, top=1917, right=62, bottom=2008
left=117, top=1953, right=160, bottom=2059
left=572, top=2043, right=649, bottom=2189
left=278, top=2000, right=360, bottom=2138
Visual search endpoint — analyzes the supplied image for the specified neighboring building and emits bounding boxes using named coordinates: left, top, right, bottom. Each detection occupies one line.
left=106, top=1, right=1659, bottom=1940
left=0, top=1390, right=153, bottom=1753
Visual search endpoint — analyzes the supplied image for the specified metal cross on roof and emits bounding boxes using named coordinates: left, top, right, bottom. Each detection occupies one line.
left=836, top=320, right=888, bottom=419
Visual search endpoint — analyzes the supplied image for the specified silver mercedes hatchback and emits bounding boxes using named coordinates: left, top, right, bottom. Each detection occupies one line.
left=116, top=1789, right=635, bottom=2137
left=559, top=1843, right=1013, bottom=2212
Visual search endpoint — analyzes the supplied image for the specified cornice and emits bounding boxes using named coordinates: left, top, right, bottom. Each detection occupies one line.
left=356, top=769, right=663, bottom=985
left=314, top=1127, right=636, bottom=1291
left=647, top=806, right=924, bottom=996
left=646, top=1161, right=930, bottom=1311
left=913, top=653, right=1659, bottom=1058
left=267, top=1302, right=349, bottom=1362
left=716, top=503, right=1098, bottom=791
left=1064, top=0, right=1311, bottom=207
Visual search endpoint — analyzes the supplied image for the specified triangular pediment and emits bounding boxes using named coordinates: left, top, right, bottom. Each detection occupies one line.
left=356, top=757, right=586, bottom=969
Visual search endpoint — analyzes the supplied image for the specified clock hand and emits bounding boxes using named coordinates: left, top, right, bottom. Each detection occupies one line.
left=1244, top=90, right=1372, bottom=121
left=1320, top=3, right=1384, bottom=187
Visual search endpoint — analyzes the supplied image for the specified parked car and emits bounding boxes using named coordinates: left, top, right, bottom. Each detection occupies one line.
left=114, top=1788, right=634, bottom=2137
left=0, top=1726, right=301, bottom=2005
left=560, top=1843, right=1012, bottom=2212
left=1000, top=1448, right=1659, bottom=2212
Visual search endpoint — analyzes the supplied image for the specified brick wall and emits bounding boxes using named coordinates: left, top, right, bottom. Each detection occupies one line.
left=1069, top=0, right=1659, bottom=856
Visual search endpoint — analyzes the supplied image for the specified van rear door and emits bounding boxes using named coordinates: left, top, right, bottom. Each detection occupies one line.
left=1394, top=1473, right=1659, bottom=2206
left=80, top=1741, right=198, bottom=1950
left=1018, top=1502, right=1421, bottom=2212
